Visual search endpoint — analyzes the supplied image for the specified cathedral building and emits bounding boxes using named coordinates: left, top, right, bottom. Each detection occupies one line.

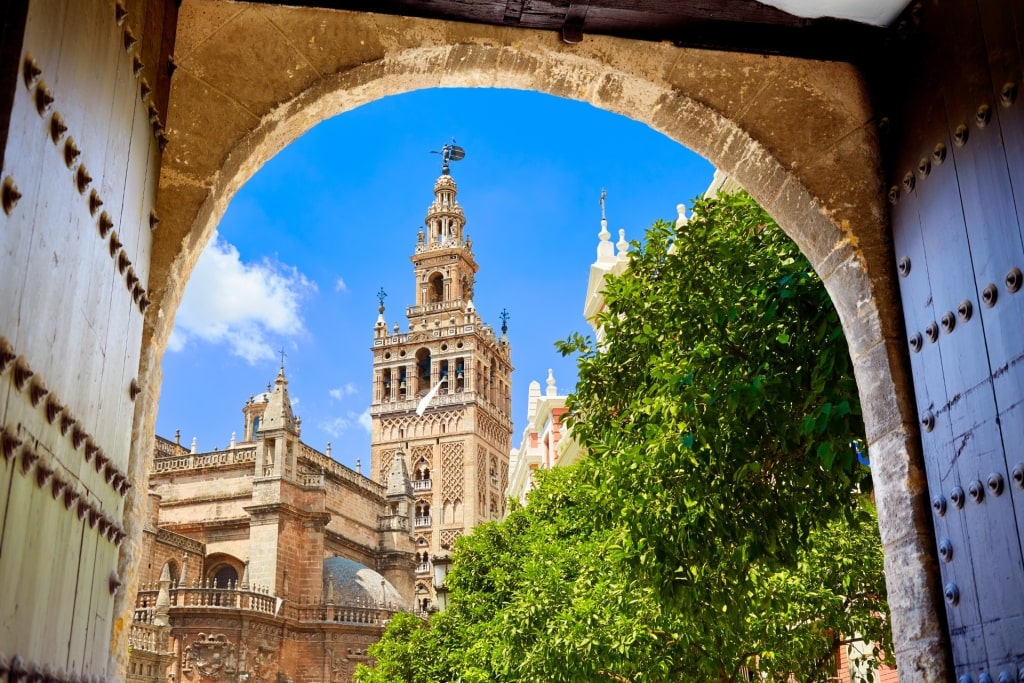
left=127, top=152, right=512, bottom=681
left=370, top=149, right=514, bottom=610
left=130, top=365, right=418, bottom=683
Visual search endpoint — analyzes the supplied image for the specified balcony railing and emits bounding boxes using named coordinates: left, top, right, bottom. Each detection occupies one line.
left=135, top=589, right=412, bottom=628
left=414, top=516, right=432, bottom=528
left=136, top=585, right=277, bottom=614
left=415, top=562, right=431, bottom=574
left=378, top=514, right=409, bottom=531
left=412, top=479, right=432, bottom=491
left=286, top=603, right=390, bottom=625
left=128, top=621, right=169, bottom=653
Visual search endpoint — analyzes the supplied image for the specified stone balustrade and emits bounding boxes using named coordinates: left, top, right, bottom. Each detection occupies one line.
left=299, top=444, right=384, bottom=497
left=128, top=621, right=168, bottom=653
left=136, top=584, right=277, bottom=614
left=152, top=447, right=256, bottom=473
left=378, top=514, right=409, bottom=532
left=134, top=587, right=414, bottom=627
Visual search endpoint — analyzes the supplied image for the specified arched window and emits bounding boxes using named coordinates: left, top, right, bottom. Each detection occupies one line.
left=213, top=565, right=238, bottom=588
left=442, top=499, right=452, bottom=524
left=439, top=360, right=449, bottom=393
left=163, top=560, right=179, bottom=586
left=429, top=273, right=444, bottom=303
left=416, top=348, right=431, bottom=393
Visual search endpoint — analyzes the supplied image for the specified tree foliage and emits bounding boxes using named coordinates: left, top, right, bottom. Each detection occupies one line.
left=356, top=192, right=891, bottom=683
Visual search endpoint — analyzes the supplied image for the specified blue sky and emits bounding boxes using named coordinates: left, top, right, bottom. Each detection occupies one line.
left=157, top=88, right=714, bottom=471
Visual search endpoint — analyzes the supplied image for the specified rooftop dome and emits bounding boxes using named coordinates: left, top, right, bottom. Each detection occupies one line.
left=433, top=173, right=457, bottom=192
left=322, top=557, right=406, bottom=609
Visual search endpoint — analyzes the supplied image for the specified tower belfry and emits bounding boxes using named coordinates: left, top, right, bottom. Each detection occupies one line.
left=370, top=147, right=513, bottom=607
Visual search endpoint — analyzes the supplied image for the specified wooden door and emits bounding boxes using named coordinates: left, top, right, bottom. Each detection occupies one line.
left=888, top=0, right=1024, bottom=679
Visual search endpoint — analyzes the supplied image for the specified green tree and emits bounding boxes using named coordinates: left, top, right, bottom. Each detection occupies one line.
left=356, top=192, right=891, bottom=683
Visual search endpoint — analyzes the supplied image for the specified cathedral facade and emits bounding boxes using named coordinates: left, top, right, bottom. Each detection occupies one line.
left=128, top=157, right=512, bottom=681
left=130, top=366, right=418, bottom=683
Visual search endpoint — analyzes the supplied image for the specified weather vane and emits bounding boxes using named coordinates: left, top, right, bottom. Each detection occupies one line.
left=278, top=347, right=287, bottom=369
left=499, top=308, right=509, bottom=335
left=431, top=139, right=465, bottom=174
left=377, top=287, right=387, bottom=310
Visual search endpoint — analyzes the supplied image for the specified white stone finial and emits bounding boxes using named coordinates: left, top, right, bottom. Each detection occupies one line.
left=616, top=229, right=630, bottom=256
left=326, top=442, right=332, bottom=458
left=597, top=190, right=614, bottom=263
left=230, top=432, right=236, bottom=448
left=190, top=437, right=197, bottom=454
left=527, top=380, right=541, bottom=421
left=356, top=458, right=361, bottom=475
left=675, top=203, right=689, bottom=229
left=546, top=368, right=557, bottom=397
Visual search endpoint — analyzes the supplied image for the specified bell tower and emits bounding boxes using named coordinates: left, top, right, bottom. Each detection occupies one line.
left=370, top=145, right=513, bottom=606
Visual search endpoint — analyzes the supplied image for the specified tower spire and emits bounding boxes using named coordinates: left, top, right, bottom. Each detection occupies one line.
left=597, top=188, right=614, bottom=263
left=433, top=140, right=465, bottom=176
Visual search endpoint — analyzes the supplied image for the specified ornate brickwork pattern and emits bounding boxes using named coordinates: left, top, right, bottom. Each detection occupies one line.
left=477, top=411, right=509, bottom=451
left=476, top=446, right=487, bottom=494
left=439, top=528, right=463, bottom=550
left=411, top=444, right=433, bottom=466
left=377, top=448, right=396, bottom=483
left=441, top=441, right=464, bottom=500
left=379, top=409, right=465, bottom=441
left=499, top=461, right=509, bottom=517
left=477, top=445, right=488, bottom=513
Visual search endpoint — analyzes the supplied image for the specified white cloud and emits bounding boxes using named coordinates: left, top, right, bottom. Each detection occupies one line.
left=335, top=277, right=348, bottom=293
left=170, top=232, right=316, bottom=364
left=328, top=383, right=358, bottom=400
left=320, top=408, right=372, bottom=438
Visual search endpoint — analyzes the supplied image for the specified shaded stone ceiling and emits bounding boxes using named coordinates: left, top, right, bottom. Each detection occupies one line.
left=241, top=0, right=906, bottom=63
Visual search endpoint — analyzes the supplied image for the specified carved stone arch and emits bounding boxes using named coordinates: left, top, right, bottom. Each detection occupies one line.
left=428, top=271, right=444, bottom=303
left=204, top=553, right=244, bottom=587
left=163, top=559, right=180, bottom=585
left=122, top=6, right=938, bottom=675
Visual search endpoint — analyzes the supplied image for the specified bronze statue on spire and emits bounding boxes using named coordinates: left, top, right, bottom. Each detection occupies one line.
left=432, top=140, right=465, bottom=175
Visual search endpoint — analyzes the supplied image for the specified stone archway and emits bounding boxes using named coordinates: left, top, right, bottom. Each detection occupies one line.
left=118, top=1, right=943, bottom=678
